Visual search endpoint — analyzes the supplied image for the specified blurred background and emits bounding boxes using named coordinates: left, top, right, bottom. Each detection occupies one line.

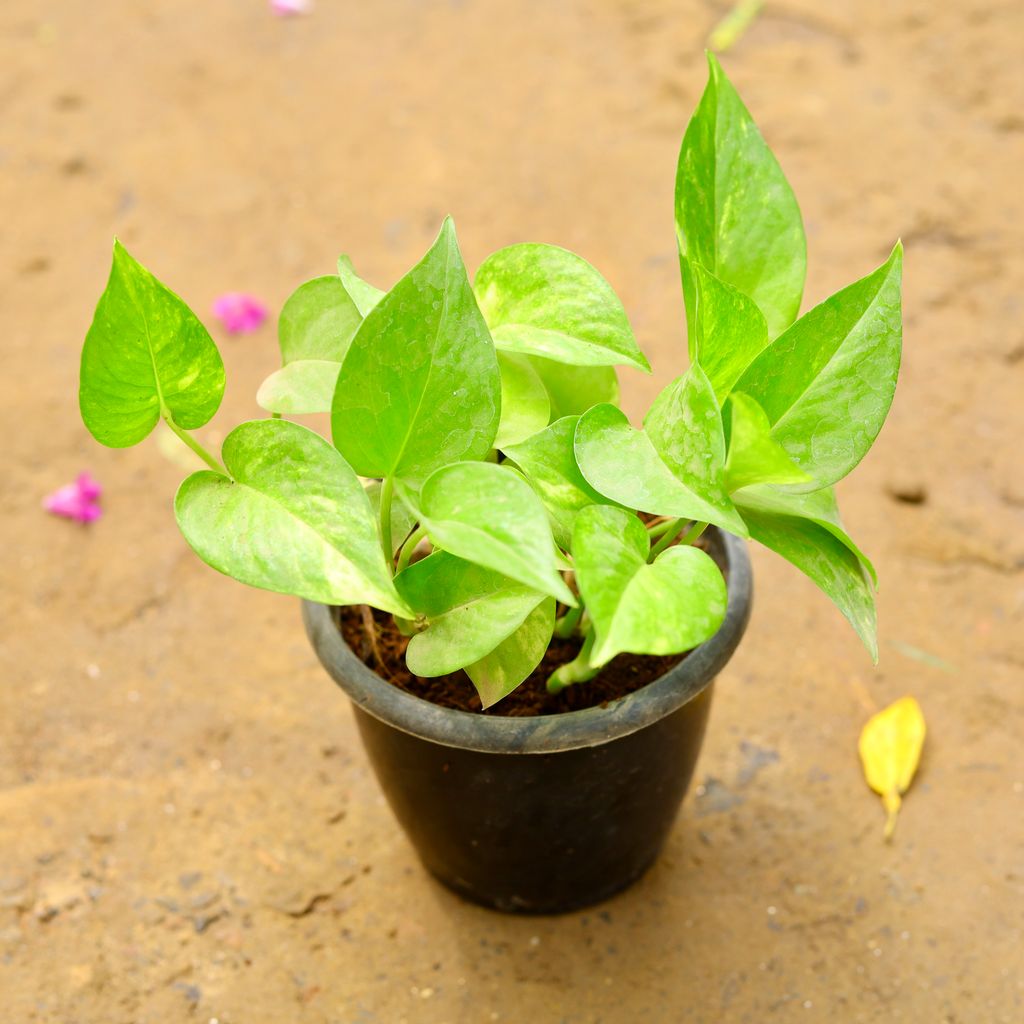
left=2, top=1, right=1022, bottom=1020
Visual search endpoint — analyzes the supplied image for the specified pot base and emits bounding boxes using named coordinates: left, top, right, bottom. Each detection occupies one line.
left=353, top=687, right=713, bottom=915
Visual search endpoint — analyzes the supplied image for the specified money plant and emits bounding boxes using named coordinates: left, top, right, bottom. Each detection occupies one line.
left=79, top=56, right=901, bottom=709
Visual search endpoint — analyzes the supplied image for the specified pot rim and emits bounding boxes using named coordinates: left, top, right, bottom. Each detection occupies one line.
left=302, top=528, right=752, bottom=755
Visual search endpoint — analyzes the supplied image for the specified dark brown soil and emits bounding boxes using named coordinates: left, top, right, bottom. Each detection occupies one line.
left=336, top=605, right=688, bottom=716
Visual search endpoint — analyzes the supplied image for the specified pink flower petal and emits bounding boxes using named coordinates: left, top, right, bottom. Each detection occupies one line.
left=211, top=293, right=268, bottom=335
left=270, top=0, right=311, bottom=16
left=44, top=473, right=103, bottom=524
left=75, top=472, right=102, bottom=501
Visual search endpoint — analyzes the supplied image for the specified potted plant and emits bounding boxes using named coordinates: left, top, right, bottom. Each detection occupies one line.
left=78, top=55, right=901, bottom=913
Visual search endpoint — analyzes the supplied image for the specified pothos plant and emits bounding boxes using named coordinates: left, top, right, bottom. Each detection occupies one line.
left=79, top=56, right=901, bottom=709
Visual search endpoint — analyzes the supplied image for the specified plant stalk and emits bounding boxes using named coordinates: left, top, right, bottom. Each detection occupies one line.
left=648, top=518, right=709, bottom=560
left=553, top=603, right=583, bottom=639
left=379, top=476, right=395, bottom=567
left=680, top=520, right=709, bottom=546
left=162, top=414, right=227, bottom=476
left=546, top=628, right=599, bottom=694
left=395, top=525, right=428, bottom=574
left=645, top=517, right=676, bottom=538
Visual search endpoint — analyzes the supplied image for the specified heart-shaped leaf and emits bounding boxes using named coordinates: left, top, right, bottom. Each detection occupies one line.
left=331, top=218, right=501, bottom=484
left=475, top=243, right=650, bottom=372
left=494, top=352, right=550, bottom=448
left=859, top=696, right=926, bottom=839
left=676, top=53, right=806, bottom=339
left=734, top=482, right=877, bottom=585
left=503, top=415, right=610, bottom=550
left=336, top=254, right=385, bottom=317
left=724, top=392, right=812, bottom=492
left=396, top=552, right=547, bottom=677
left=277, top=275, right=362, bottom=364
left=688, top=261, right=769, bottom=402
left=414, top=461, right=576, bottom=605
left=526, top=356, right=620, bottom=419
left=466, top=598, right=555, bottom=708
left=575, top=369, right=748, bottom=536
left=174, top=419, right=410, bottom=616
left=733, top=244, right=903, bottom=490
left=259, top=262, right=385, bottom=415
left=739, top=499, right=877, bottom=658
left=573, top=505, right=728, bottom=667
left=80, top=241, right=225, bottom=447
left=256, top=359, right=340, bottom=415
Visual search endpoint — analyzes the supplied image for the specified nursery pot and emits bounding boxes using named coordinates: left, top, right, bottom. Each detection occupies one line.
left=302, top=528, right=752, bottom=914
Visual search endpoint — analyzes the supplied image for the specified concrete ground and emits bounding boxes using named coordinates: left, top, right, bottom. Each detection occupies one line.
left=2, top=0, right=1022, bottom=1020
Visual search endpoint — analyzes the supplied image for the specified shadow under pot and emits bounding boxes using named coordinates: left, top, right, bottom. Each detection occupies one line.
left=303, top=527, right=752, bottom=915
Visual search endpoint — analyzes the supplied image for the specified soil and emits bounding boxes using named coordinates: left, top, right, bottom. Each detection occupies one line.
left=337, top=605, right=688, bottom=715
left=3, top=1, right=1023, bottom=1022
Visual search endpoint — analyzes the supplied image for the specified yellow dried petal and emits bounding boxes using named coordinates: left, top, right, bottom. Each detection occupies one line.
left=858, top=696, right=926, bottom=840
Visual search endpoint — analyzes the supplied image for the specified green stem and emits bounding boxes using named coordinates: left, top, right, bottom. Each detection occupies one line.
left=379, top=476, right=395, bottom=568
left=646, top=518, right=677, bottom=539
left=547, top=628, right=599, bottom=694
left=680, top=520, right=709, bottom=546
left=649, top=518, right=687, bottom=559
left=163, top=414, right=227, bottom=476
left=648, top=519, right=709, bottom=561
left=553, top=603, right=583, bottom=639
left=395, top=525, right=428, bottom=574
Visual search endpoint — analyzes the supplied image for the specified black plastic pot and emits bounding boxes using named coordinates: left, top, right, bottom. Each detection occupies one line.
left=302, top=528, right=752, bottom=914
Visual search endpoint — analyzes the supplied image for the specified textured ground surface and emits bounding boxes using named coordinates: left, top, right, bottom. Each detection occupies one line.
left=2, top=1, right=1023, bottom=1021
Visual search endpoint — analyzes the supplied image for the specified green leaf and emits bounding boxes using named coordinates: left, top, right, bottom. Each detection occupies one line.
left=503, top=415, right=610, bottom=550
left=724, top=392, right=812, bottom=492
left=733, top=244, right=903, bottom=489
left=738, top=500, right=877, bottom=659
left=278, top=275, right=362, bottom=364
left=256, top=359, right=340, bottom=415
left=414, top=461, right=576, bottom=605
left=475, top=243, right=650, bottom=371
left=688, top=261, right=769, bottom=402
left=259, top=261, right=385, bottom=415
left=396, top=552, right=546, bottom=677
left=364, top=479, right=418, bottom=557
left=80, top=240, right=225, bottom=447
left=466, top=598, right=555, bottom=708
left=734, top=482, right=877, bottom=585
left=336, top=254, right=385, bottom=317
left=331, top=218, right=500, bottom=484
left=573, top=505, right=728, bottom=667
left=527, top=357, right=620, bottom=419
left=174, top=420, right=411, bottom=615
left=676, top=53, right=806, bottom=339
left=575, top=369, right=748, bottom=536
left=495, top=352, right=550, bottom=448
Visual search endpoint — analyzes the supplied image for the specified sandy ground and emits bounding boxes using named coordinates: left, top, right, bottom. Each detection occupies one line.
left=2, top=1, right=1023, bottom=1020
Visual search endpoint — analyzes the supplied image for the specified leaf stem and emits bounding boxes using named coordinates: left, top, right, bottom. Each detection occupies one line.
left=553, top=603, right=583, bottom=639
left=680, top=520, right=710, bottom=546
left=649, top=518, right=687, bottom=559
left=648, top=519, right=708, bottom=561
left=162, top=414, right=227, bottom=476
left=395, top=525, right=428, bottom=574
left=546, top=628, right=599, bottom=694
left=645, top=517, right=676, bottom=538
left=379, top=476, right=395, bottom=567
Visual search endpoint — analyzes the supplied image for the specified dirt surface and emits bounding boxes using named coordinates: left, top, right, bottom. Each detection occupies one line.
left=337, top=605, right=691, bottom=715
left=2, top=1, right=1023, bottom=1020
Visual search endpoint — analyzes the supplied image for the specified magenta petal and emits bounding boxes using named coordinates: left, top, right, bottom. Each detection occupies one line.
left=270, top=0, right=311, bottom=15
left=44, top=473, right=103, bottom=524
left=76, top=472, right=102, bottom=501
left=212, top=292, right=269, bottom=334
